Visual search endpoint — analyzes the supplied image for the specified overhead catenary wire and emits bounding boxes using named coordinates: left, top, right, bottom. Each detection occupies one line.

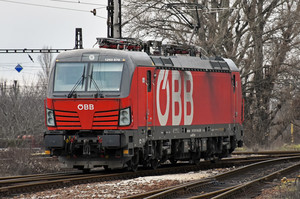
left=0, top=67, right=42, bottom=71
left=49, top=0, right=106, bottom=7
left=0, top=62, right=34, bottom=65
left=0, top=62, right=43, bottom=70
left=0, top=0, right=106, bottom=18
left=0, top=0, right=90, bottom=12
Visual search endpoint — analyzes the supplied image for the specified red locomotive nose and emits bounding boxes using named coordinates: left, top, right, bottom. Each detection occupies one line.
left=50, top=99, right=120, bottom=130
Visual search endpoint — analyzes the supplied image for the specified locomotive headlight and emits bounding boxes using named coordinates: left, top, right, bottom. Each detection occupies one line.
left=121, top=110, right=128, bottom=117
left=46, top=109, right=56, bottom=127
left=47, top=110, right=54, bottom=118
left=119, top=107, right=131, bottom=126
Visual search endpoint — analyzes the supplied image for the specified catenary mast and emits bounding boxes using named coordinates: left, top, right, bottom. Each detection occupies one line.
left=107, top=0, right=122, bottom=38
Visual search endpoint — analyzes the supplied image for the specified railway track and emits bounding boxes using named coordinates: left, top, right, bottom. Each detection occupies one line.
left=232, top=150, right=300, bottom=156
left=1, top=151, right=299, bottom=197
left=126, top=155, right=300, bottom=199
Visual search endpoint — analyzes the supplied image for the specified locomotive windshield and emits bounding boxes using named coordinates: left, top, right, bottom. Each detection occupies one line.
left=54, top=63, right=87, bottom=92
left=89, top=62, right=123, bottom=91
left=53, top=62, right=124, bottom=92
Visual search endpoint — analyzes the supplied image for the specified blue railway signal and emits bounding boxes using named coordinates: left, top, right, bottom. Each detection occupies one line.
left=15, top=64, right=23, bottom=73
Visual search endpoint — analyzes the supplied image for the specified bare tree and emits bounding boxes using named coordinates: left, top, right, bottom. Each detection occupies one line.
left=0, top=81, right=45, bottom=147
left=38, top=46, right=53, bottom=90
left=242, top=0, right=300, bottom=147
left=123, top=0, right=300, bottom=148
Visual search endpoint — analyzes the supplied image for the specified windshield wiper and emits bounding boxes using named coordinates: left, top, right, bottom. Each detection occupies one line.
left=67, top=67, right=85, bottom=98
left=89, top=65, right=103, bottom=98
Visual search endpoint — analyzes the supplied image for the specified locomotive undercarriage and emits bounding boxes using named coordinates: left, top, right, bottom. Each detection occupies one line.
left=45, top=124, right=243, bottom=171
left=136, top=135, right=240, bottom=170
left=45, top=130, right=134, bottom=170
left=136, top=123, right=243, bottom=170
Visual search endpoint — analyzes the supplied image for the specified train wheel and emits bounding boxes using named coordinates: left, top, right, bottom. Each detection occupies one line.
left=127, top=160, right=139, bottom=172
left=169, top=158, right=177, bottom=165
left=82, top=168, right=91, bottom=173
left=210, top=155, right=219, bottom=163
left=127, top=151, right=139, bottom=172
left=193, top=158, right=200, bottom=165
left=150, top=159, right=159, bottom=170
left=130, top=162, right=139, bottom=172
left=142, top=161, right=149, bottom=168
left=191, top=151, right=201, bottom=165
left=104, top=165, right=111, bottom=172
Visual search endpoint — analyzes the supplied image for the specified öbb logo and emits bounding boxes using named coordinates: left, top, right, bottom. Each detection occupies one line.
left=77, top=104, right=94, bottom=111
left=156, top=70, right=194, bottom=126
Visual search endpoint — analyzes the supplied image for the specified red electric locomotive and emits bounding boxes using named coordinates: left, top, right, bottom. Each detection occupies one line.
left=44, top=43, right=243, bottom=171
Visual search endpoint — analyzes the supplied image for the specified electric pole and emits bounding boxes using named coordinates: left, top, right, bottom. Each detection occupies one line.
left=107, top=0, right=122, bottom=38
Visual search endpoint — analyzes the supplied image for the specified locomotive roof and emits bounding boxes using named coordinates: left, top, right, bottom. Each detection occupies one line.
left=151, top=56, right=239, bottom=72
left=55, top=48, right=239, bottom=72
left=55, top=48, right=152, bottom=66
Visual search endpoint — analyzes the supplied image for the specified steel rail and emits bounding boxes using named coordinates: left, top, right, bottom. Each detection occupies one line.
left=0, top=171, right=80, bottom=181
left=213, top=156, right=300, bottom=180
left=0, top=172, right=100, bottom=186
left=0, top=171, right=136, bottom=195
left=189, top=185, right=240, bottom=199
left=1, top=153, right=299, bottom=197
left=0, top=155, right=266, bottom=196
left=232, top=150, right=300, bottom=155
left=211, top=162, right=300, bottom=199
left=127, top=156, right=300, bottom=199
left=221, top=153, right=300, bottom=163
left=125, top=179, right=215, bottom=199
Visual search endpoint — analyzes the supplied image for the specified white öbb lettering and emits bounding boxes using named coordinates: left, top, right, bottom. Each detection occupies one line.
left=156, top=70, right=194, bottom=126
left=77, top=104, right=94, bottom=111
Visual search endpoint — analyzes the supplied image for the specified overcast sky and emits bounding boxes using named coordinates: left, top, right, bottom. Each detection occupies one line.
left=0, top=0, right=107, bottom=85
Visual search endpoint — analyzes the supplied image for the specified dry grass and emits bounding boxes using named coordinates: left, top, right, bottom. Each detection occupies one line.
left=0, top=148, right=61, bottom=176
left=277, top=177, right=300, bottom=199
left=256, top=177, right=300, bottom=199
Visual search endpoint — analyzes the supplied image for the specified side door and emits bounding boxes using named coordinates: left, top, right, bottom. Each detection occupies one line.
left=137, top=68, right=154, bottom=129
left=146, top=70, right=154, bottom=128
